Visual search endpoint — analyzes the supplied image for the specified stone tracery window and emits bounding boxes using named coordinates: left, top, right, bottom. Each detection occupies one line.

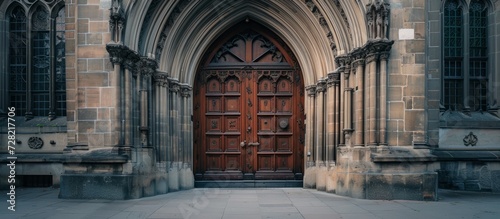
left=8, top=6, right=28, bottom=116
left=7, top=4, right=66, bottom=119
left=442, top=0, right=489, bottom=112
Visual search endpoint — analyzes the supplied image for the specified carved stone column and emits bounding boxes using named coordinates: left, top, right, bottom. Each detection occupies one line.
left=168, top=78, right=181, bottom=191
left=326, top=73, right=335, bottom=162
left=305, top=85, right=316, bottom=166
left=352, top=57, right=365, bottom=146
left=366, top=52, right=378, bottom=145
left=106, top=43, right=126, bottom=147
left=168, top=79, right=181, bottom=162
left=153, top=73, right=168, bottom=161
left=123, top=50, right=140, bottom=147
left=180, top=84, right=192, bottom=165
left=333, top=73, right=341, bottom=160
left=379, top=51, right=390, bottom=145
left=315, top=79, right=326, bottom=165
left=137, top=57, right=156, bottom=147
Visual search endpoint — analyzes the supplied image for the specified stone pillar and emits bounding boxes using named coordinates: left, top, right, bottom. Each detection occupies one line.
left=379, top=52, right=389, bottom=145
left=106, top=43, right=126, bottom=147
left=315, top=79, right=326, bottom=164
left=326, top=73, right=335, bottom=162
left=153, top=73, right=168, bottom=161
left=123, top=51, right=139, bottom=147
left=305, top=85, right=316, bottom=165
left=333, top=73, right=341, bottom=159
left=366, top=52, right=378, bottom=145
left=168, top=78, right=181, bottom=191
left=353, top=59, right=365, bottom=146
left=339, top=69, right=345, bottom=146
left=180, top=84, right=194, bottom=189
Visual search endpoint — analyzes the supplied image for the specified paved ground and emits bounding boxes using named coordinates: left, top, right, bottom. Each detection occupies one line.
left=1, top=187, right=499, bottom=219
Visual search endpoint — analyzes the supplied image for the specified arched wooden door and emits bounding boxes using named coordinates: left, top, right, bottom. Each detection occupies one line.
left=193, top=24, right=304, bottom=181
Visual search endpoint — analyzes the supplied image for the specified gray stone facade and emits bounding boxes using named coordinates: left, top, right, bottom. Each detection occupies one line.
left=1, top=0, right=499, bottom=200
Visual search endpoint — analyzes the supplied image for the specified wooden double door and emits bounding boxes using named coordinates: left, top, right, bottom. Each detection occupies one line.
left=193, top=26, right=305, bottom=180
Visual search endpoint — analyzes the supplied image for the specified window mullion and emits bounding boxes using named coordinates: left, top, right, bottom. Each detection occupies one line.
left=49, top=17, right=56, bottom=120
left=463, top=9, right=471, bottom=113
left=25, top=15, right=33, bottom=120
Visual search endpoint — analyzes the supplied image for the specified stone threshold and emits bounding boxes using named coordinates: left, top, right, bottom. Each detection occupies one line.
left=195, top=180, right=303, bottom=188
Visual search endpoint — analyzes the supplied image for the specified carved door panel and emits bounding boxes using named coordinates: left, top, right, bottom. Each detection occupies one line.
left=253, top=70, right=298, bottom=180
left=196, top=71, right=246, bottom=180
left=193, top=27, right=304, bottom=181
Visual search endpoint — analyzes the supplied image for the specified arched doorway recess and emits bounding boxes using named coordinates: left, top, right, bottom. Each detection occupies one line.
left=193, top=22, right=305, bottom=181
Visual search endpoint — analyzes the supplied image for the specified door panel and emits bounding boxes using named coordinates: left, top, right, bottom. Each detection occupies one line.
left=193, top=29, right=304, bottom=181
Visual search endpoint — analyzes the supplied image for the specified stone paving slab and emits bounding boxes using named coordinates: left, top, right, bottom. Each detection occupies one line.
left=1, top=188, right=499, bottom=219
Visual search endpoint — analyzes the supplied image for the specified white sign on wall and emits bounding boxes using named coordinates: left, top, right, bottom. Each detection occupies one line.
left=399, top=29, right=415, bottom=40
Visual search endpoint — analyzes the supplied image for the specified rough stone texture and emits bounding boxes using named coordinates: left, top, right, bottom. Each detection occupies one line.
left=59, top=174, right=134, bottom=199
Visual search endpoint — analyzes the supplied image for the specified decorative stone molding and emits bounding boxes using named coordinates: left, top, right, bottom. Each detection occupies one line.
left=109, top=0, right=125, bottom=42
left=155, top=0, right=192, bottom=61
left=169, top=78, right=181, bottom=93
left=366, top=0, right=390, bottom=40
left=28, top=137, right=44, bottom=149
left=138, top=57, right=157, bottom=76
left=180, top=84, right=192, bottom=98
left=316, top=79, right=327, bottom=93
left=463, top=132, right=478, bottom=147
left=304, top=0, right=337, bottom=53
left=332, top=0, right=351, bottom=39
left=106, top=43, right=127, bottom=64
left=153, top=73, right=169, bottom=87
left=306, top=85, right=316, bottom=97
left=327, top=72, right=336, bottom=87
left=123, top=49, right=141, bottom=71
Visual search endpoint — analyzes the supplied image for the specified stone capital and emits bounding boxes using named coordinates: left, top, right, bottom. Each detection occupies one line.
left=153, top=73, right=169, bottom=87
left=180, top=84, right=192, bottom=97
left=106, top=42, right=127, bottom=64
left=305, top=85, right=317, bottom=97
left=316, top=79, right=327, bottom=93
left=137, top=57, right=157, bottom=77
left=168, top=78, right=181, bottom=93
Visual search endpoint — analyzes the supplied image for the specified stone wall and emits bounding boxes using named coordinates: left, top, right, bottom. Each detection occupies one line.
left=71, top=0, right=116, bottom=148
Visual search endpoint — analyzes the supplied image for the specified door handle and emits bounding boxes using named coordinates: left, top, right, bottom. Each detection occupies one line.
left=240, top=141, right=259, bottom=147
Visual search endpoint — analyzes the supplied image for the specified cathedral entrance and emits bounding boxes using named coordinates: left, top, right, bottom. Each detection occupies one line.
left=193, top=23, right=305, bottom=181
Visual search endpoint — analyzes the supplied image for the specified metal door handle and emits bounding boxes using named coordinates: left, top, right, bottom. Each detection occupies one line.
left=248, top=142, right=260, bottom=146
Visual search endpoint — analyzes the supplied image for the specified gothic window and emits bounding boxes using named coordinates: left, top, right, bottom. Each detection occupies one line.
left=9, top=6, right=28, bottom=116
left=443, top=0, right=463, bottom=111
left=442, top=0, right=489, bottom=112
left=468, top=0, right=488, bottom=111
left=7, top=5, right=66, bottom=119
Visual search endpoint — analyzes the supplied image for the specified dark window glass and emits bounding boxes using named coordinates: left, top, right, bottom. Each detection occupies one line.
left=56, top=7, right=66, bottom=116
left=443, top=0, right=463, bottom=110
left=469, top=0, right=488, bottom=111
left=32, top=7, right=50, bottom=116
left=9, top=7, right=27, bottom=116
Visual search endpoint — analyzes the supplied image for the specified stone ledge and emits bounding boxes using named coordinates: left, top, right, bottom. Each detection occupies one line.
left=433, top=150, right=500, bottom=161
left=0, top=151, right=128, bottom=164
left=0, top=154, right=66, bottom=163
left=371, top=147, right=437, bottom=163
